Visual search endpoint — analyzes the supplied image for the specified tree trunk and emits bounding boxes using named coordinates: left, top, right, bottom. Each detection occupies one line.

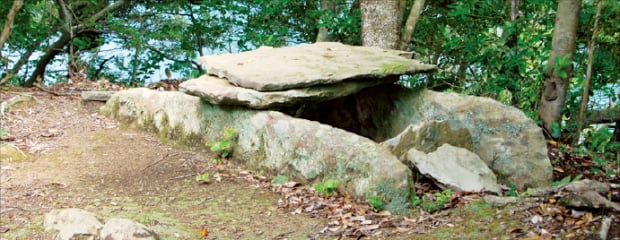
left=575, top=0, right=602, bottom=144
left=539, top=0, right=581, bottom=134
left=25, top=32, right=72, bottom=87
left=398, top=0, right=425, bottom=51
left=0, top=0, right=24, bottom=56
left=360, top=0, right=401, bottom=49
left=316, top=0, right=337, bottom=42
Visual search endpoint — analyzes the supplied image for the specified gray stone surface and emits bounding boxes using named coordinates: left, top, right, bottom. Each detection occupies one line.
left=102, top=88, right=412, bottom=198
left=81, top=91, right=114, bottom=102
left=43, top=208, right=103, bottom=240
left=200, top=42, right=437, bottom=91
left=362, top=85, right=552, bottom=189
left=180, top=75, right=396, bottom=109
left=381, top=120, right=473, bottom=160
left=100, top=218, right=157, bottom=240
left=407, top=144, right=501, bottom=194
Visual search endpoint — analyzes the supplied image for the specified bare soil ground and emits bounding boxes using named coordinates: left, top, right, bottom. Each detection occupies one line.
left=0, top=91, right=324, bottom=239
left=1, top=87, right=618, bottom=240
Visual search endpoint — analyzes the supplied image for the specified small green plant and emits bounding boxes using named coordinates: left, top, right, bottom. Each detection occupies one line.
left=411, top=189, right=454, bottom=213
left=195, top=172, right=210, bottom=183
left=366, top=194, right=385, bottom=210
left=0, top=128, right=7, bottom=138
left=314, top=179, right=340, bottom=196
left=411, top=195, right=422, bottom=207
left=505, top=183, right=519, bottom=197
left=271, top=175, right=289, bottom=184
left=207, top=128, right=236, bottom=158
left=551, top=174, right=582, bottom=187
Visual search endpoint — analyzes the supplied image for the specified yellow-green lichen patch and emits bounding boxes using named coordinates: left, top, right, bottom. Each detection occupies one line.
left=380, top=63, right=408, bottom=74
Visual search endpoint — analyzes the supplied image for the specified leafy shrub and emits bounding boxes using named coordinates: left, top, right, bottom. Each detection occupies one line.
left=314, top=179, right=340, bottom=196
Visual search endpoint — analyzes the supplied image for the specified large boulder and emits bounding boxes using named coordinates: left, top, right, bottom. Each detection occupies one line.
left=373, top=86, right=552, bottom=189
left=407, top=144, right=502, bottom=194
left=102, top=88, right=412, bottom=198
left=200, top=42, right=436, bottom=91
left=180, top=75, right=396, bottom=109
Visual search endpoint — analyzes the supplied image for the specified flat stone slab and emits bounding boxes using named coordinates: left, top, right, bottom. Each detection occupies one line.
left=180, top=75, right=396, bottom=109
left=81, top=91, right=114, bottom=102
left=407, top=144, right=501, bottom=194
left=200, top=42, right=437, bottom=91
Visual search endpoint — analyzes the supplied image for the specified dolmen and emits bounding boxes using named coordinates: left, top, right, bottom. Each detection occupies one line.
left=103, top=42, right=552, bottom=208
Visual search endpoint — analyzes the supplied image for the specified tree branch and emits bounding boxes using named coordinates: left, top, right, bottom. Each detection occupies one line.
left=0, top=0, right=24, bottom=54
left=145, top=45, right=201, bottom=71
left=74, top=0, right=128, bottom=31
left=399, top=0, right=425, bottom=51
left=585, top=107, right=620, bottom=125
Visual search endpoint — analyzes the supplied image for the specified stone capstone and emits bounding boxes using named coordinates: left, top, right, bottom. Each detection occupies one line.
left=102, top=88, right=412, bottom=198
left=406, top=144, right=502, bottom=194
left=43, top=208, right=103, bottom=240
left=200, top=42, right=437, bottom=91
left=180, top=75, right=397, bottom=109
left=100, top=218, right=157, bottom=240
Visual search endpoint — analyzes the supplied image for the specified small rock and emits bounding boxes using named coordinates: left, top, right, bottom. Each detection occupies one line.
left=43, top=208, right=103, bottom=240
left=100, top=218, right=157, bottom=240
left=407, top=144, right=501, bottom=194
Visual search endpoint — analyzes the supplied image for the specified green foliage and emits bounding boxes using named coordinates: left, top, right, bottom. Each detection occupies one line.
left=551, top=174, right=582, bottom=187
left=412, top=189, right=454, bottom=213
left=366, top=194, right=385, bottom=210
left=505, top=183, right=519, bottom=197
left=207, top=128, right=236, bottom=159
left=0, top=129, right=7, bottom=138
left=314, top=179, right=340, bottom=196
left=271, top=175, right=289, bottom=184
left=551, top=121, right=562, bottom=139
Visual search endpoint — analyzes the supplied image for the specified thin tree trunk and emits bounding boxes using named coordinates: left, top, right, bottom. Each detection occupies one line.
left=360, top=0, right=401, bottom=49
left=0, top=0, right=24, bottom=55
left=539, top=0, right=581, bottom=134
left=25, top=32, right=72, bottom=86
left=398, top=0, right=425, bottom=51
left=316, top=0, right=337, bottom=42
left=575, top=0, right=602, bottom=144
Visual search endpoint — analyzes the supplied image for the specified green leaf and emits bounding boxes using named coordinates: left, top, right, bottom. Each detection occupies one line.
left=324, top=179, right=340, bottom=189
left=551, top=121, right=561, bottom=139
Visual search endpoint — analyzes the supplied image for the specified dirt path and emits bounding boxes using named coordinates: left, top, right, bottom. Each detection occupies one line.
left=0, top=93, right=325, bottom=239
